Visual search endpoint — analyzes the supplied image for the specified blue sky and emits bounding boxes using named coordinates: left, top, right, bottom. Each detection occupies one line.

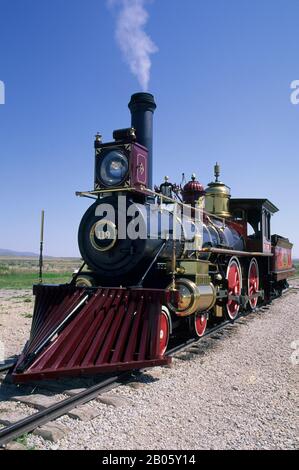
left=0, top=0, right=298, bottom=257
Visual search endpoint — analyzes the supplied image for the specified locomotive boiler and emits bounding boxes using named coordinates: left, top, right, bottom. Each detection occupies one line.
left=11, top=92, right=295, bottom=383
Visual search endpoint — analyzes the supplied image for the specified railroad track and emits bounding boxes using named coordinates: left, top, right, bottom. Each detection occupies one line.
left=0, top=285, right=297, bottom=449
left=0, top=360, right=17, bottom=374
left=0, top=373, right=128, bottom=447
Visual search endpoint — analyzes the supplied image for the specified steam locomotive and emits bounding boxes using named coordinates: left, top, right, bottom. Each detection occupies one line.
left=12, top=93, right=295, bottom=383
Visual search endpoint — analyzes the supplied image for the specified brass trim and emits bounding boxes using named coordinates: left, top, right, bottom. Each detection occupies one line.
left=89, top=220, right=117, bottom=252
left=214, top=305, right=223, bottom=317
left=75, top=275, right=95, bottom=288
left=167, top=278, right=216, bottom=316
left=200, top=247, right=273, bottom=257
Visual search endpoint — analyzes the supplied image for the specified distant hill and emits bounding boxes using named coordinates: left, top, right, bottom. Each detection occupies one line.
left=0, top=248, right=39, bottom=257
left=0, top=249, right=79, bottom=259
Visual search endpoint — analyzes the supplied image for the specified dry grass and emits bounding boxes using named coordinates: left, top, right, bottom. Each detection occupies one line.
left=0, top=257, right=81, bottom=289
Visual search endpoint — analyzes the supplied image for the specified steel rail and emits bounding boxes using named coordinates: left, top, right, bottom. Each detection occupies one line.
left=0, top=359, right=18, bottom=373
left=166, top=320, right=231, bottom=356
left=0, top=373, right=128, bottom=447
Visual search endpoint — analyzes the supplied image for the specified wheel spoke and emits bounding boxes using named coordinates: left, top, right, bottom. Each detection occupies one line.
left=226, top=257, right=242, bottom=320
left=194, top=312, right=207, bottom=337
left=159, top=310, right=170, bottom=355
left=248, top=258, right=259, bottom=309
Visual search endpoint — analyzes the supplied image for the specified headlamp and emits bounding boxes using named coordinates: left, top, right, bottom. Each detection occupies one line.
left=97, top=150, right=128, bottom=187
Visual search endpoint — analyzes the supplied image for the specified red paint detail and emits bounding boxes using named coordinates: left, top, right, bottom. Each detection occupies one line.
left=194, top=313, right=207, bottom=337
left=248, top=258, right=259, bottom=309
left=123, top=297, right=144, bottom=362
left=159, top=310, right=170, bottom=355
left=110, top=297, right=136, bottom=363
left=138, top=308, right=149, bottom=361
left=183, top=179, right=205, bottom=193
left=273, top=246, right=293, bottom=271
left=28, top=288, right=84, bottom=354
left=263, top=241, right=272, bottom=253
left=12, top=359, right=171, bottom=383
left=226, top=220, right=247, bottom=239
left=226, top=257, right=242, bottom=320
left=12, top=285, right=170, bottom=383
left=131, top=143, right=148, bottom=188
left=182, top=178, right=205, bottom=204
left=67, top=290, right=110, bottom=368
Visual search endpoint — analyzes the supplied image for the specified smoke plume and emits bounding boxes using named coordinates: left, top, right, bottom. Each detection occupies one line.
left=107, top=0, right=158, bottom=91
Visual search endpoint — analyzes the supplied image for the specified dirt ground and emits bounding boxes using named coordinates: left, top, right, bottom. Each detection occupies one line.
left=0, top=289, right=33, bottom=360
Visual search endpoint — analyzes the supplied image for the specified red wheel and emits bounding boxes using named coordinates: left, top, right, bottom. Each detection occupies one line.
left=248, top=258, right=259, bottom=309
left=194, top=312, right=207, bottom=337
left=159, top=308, right=170, bottom=355
left=226, top=257, right=242, bottom=320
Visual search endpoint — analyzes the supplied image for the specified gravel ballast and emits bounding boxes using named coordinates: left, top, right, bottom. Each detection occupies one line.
left=22, top=285, right=299, bottom=450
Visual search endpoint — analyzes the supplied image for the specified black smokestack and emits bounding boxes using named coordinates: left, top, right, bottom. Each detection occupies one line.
left=128, top=92, right=156, bottom=189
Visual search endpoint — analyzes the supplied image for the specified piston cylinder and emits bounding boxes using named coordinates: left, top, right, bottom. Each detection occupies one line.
left=168, top=278, right=216, bottom=316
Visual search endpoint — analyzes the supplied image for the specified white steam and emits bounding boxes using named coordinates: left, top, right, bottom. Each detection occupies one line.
left=107, top=0, right=158, bottom=91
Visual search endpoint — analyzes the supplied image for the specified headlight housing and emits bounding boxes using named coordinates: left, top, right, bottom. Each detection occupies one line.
left=97, top=150, right=129, bottom=187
